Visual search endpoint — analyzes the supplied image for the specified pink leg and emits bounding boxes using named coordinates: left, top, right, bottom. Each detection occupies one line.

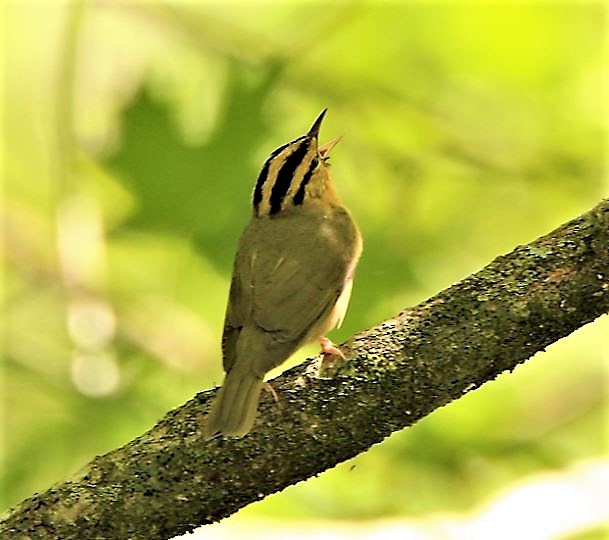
left=320, top=337, right=345, bottom=359
left=263, top=381, right=279, bottom=403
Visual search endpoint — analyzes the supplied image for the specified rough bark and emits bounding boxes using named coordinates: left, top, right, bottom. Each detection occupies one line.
left=2, top=199, right=608, bottom=540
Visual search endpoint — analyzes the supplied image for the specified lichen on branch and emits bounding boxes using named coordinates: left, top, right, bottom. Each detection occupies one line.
left=2, top=199, right=608, bottom=540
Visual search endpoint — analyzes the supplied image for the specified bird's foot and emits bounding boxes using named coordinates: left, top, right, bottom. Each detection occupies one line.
left=316, top=337, right=348, bottom=378
left=320, top=337, right=345, bottom=360
left=263, top=381, right=279, bottom=403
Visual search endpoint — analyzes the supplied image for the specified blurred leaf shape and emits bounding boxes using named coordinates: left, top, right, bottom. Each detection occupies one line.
left=105, top=61, right=283, bottom=270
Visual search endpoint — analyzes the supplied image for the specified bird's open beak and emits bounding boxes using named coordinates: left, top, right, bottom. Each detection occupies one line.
left=318, top=135, right=342, bottom=158
left=308, top=108, right=327, bottom=139
left=308, top=109, right=341, bottom=157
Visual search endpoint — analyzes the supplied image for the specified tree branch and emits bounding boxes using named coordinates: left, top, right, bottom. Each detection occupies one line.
left=2, top=199, right=608, bottom=539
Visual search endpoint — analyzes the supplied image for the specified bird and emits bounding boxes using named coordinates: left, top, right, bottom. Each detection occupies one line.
left=204, top=109, right=362, bottom=438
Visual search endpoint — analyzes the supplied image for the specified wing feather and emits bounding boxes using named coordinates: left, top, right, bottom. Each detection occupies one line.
left=222, top=207, right=359, bottom=375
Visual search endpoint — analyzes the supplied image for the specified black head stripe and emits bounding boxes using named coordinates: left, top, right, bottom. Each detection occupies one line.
left=252, top=139, right=302, bottom=214
left=269, top=139, right=310, bottom=215
left=293, top=157, right=317, bottom=206
left=253, top=158, right=271, bottom=213
left=269, top=141, right=291, bottom=159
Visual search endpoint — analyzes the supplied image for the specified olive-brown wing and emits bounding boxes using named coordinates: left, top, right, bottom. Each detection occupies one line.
left=222, top=213, right=350, bottom=374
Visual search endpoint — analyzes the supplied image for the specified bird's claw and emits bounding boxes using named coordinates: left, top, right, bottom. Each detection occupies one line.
left=263, top=381, right=279, bottom=403
left=320, top=336, right=345, bottom=360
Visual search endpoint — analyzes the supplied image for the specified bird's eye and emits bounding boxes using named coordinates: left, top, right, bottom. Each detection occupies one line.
left=312, top=156, right=319, bottom=168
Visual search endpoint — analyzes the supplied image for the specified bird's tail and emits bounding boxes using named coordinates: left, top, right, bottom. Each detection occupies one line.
left=204, top=367, right=263, bottom=439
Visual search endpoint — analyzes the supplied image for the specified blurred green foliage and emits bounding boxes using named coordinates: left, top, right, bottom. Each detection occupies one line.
left=2, top=0, right=607, bottom=534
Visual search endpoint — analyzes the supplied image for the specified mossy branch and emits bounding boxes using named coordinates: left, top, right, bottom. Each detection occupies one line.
left=2, top=200, right=608, bottom=540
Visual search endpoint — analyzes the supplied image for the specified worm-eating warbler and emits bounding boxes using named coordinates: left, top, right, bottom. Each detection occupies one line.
left=204, top=110, right=362, bottom=438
